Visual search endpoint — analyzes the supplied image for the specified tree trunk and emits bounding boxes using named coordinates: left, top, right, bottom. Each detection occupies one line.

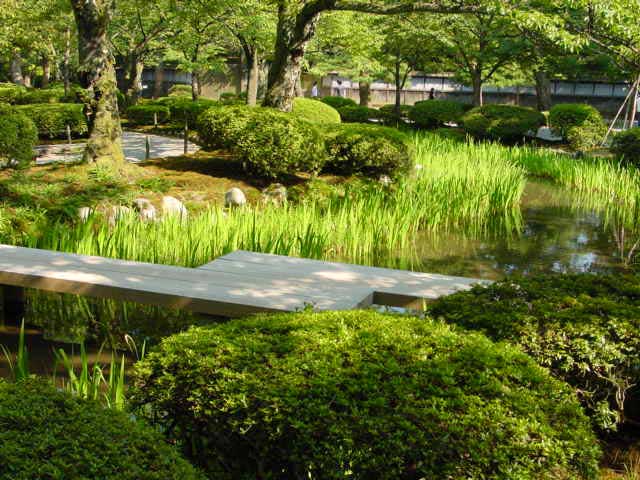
left=471, top=72, right=483, bottom=106
left=63, top=26, right=72, bottom=98
left=246, top=47, right=259, bottom=106
left=125, top=55, right=144, bottom=105
left=191, top=71, right=200, bottom=100
left=42, top=55, right=51, bottom=89
left=534, top=70, right=552, bottom=111
left=71, top=0, right=124, bottom=165
left=359, top=80, right=371, bottom=107
left=394, top=60, right=402, bottom=115
left=10, top=52, right=24, bottom=85
left=235, top=52, right=244, bottom=95
left=263, top=4, right=320, bottom=111
left=153, top=61, right=164, bottom=98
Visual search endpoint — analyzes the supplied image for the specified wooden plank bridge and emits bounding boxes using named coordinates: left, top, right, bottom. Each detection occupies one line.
left=0, top=245, right=485, bottom=318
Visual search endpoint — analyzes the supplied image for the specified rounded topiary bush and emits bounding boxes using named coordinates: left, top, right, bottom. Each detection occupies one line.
left=126, top=103, right=171, bottom=125
left=549, top=104, right=606, bottom=150
left=337, top=105, right=379, bottom=123
left=0, top=105, right=37, bottom=167
left=320, top=95, right=357, bottom=109
left=0, top=379, right=204, bottom=480
left=461, top=104, right=546, bottom=143
left=324, top=124, right=412, bottom=177
left=377, top=104, right=413, bottom=126
left=409, top=99, right=466, bottom=129
left=234, top=108, right=326, bottom=178
left=292, top=97, right=341, bottom=124
left=611, top=127, right=640, bottom=166
left=429, top=273, right=640, bottom=432
left=168, top=84, right=193, bottom=97
left=132, top=310, right=600, bottom=480
left=157, top=97, right=219, bottom=126
left=14, top=103, right=87, bottom=138
left=197, top=104, right=259, bottom=151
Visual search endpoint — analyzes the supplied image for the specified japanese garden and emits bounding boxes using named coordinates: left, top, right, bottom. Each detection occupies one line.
left=1, top=0, right=640, bottom=478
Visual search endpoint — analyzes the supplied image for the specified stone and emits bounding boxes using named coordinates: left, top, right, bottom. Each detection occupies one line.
left=107, top=206, right=133, bottom=227
left=77, top=207, right=93, bottom=222
left=161, top=195, right=188, bottom=219
left=225, top=187, right=247, bottom=208
left=133, top=198, right=157, bottom=222
left=260, top=184, right=287, bottom=206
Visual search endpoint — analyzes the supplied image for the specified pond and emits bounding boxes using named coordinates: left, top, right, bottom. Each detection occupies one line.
left=0, top=179, right=636, bottom=372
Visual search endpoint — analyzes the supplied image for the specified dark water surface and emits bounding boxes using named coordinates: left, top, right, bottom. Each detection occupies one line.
left=0, top=180, right=635, bottom=374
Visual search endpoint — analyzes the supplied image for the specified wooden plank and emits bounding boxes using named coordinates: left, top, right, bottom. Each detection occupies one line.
left=0, top=246, right=366, bottom=315
left=200, top=250, right=485, bottom=300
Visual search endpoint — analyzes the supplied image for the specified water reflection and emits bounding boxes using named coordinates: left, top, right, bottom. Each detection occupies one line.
left=411, top=181, right=638, bottom=280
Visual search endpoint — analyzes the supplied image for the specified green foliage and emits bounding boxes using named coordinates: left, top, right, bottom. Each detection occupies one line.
left=16, top=87, right=66, bottom=104
left=337, top=105, right=379, bottom=123
left=14, top=103, right=87, bottom=139
left=0, top=83, right=26, bottom=104
left=126, top=104, right=171, bottom=126
left=611, top=128, right=640, bottom=166
left=234, top=108, right=326, bottom=178
left=168, top=84, right=193, bottom=97
left=429, top=274, right=640, bottom=432
left=219, top=91, right=247, bottom=105
left=461, top=104, right=546, bottom=143
left=324, top=123, right=412, bottom=177
left=409, top=99, right=466, bottom=129
left=158, top=97, right=220, bottom=126
left=0, top=379, right=205, bottom=480
left=377, top=104, right=412, bottom=126
left=320, top=95, right=357, bottom=109
left=0, top=106, right=37, bottom=167
left=132, top=310, right=600, bottom=480
left=291, top=97, right=341, bottom=124
left=197, top=104, right=257, bottom=151
left=549, top=104, right=606, bottom=150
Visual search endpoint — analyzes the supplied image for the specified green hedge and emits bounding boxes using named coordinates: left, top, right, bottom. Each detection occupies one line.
left=337, top=105, right=380, bottom=123
left=0, top=105, right=37, bottom=167
left=168, top=84, right=192, bottom=97
left=16, top=87, right=66, bottom=104
left=429, top=274, right=640, bottom=432
left=0, top=379, right=204, bottom=480
left=198, top=105, right=326, bottom=178
left=409, top=100, right=466, bottom=129
left=126, top=104, right=171, bottom=126
left=292, top=97, right=341, bottom=124
left=156, top=97, right=219, bottom=126
left=549, top=104, right=606, bottom=150
left=14, top=103, right=87, bottom=139
left=461, top=105, right=546, bottom=143
left=132, top=310, right=600, bottom=480
left=324, top=124, right=412, bottom=177
left=377, top=104, right=412, bottom=126
left=611, top=127, right=640, bottom=166
left=0, top=83, right=26, bottom=104
left=219, top=91, right=247, bottom=105
left=320, top=95, right=357, bottom=109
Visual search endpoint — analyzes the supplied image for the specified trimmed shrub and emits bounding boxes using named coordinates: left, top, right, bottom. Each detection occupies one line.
left=219, top=91, right=247, bottom=105
left=0, top=379, right=204, bottom=480
left=409, top=99, right=466, bottom=129
left=549, top=104, right=606, bottom=150
left=126, top=103, right=171, bottom=125
left=234, top=108, right=326, bottom=178
left=0, top=83, right=26, bottom=104
left=197, top=104, right=257, bottom=150
left=377, top=104, right=412, bottom=126
left=292, top=97, right=341, bottom=124
left=157, top=97, right=219, bottom=126
left=461, top=104, right=546, bottom=142
left=168, top=84, right=193, bottom=97
left=16, top=87, right=66, bottom=104
left=0, top=105, right=37, bottom=167
left=14, top=103, right=87, bottom=139
left=429, top=274, right=640, bottom=432
left=132, top=310, right=600, bottom=480
left=320, top=95, right=357, bottom=109
left=324, top=123, right=412, bottom=177
left=337, top=105, right=379, bottom=123
left=611, top=127, right=640, bottom=166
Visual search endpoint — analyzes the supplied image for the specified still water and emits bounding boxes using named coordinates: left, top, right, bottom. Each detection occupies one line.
left=0, top=180, right=635, bottom=373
